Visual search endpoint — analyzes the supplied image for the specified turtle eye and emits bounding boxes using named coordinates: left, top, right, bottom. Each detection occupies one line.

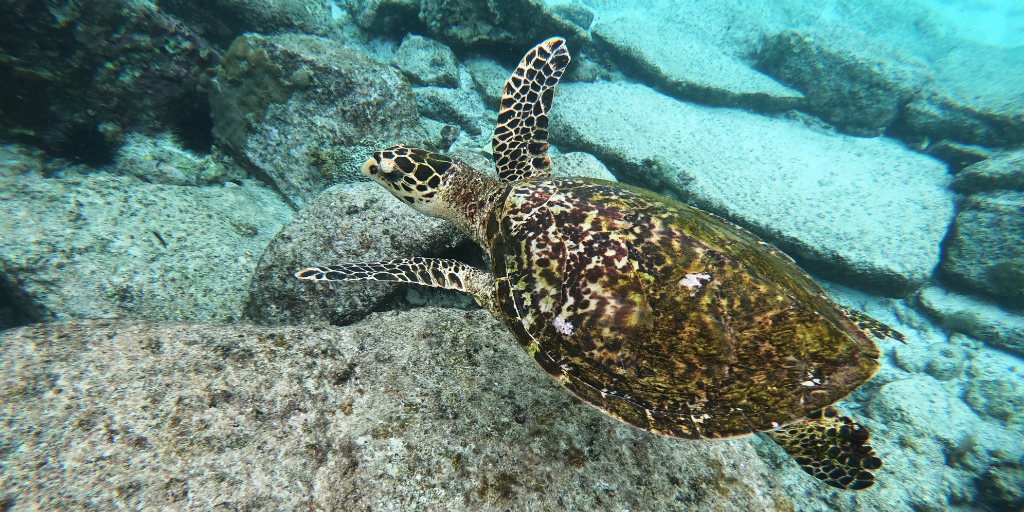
left=368, top=164, right=379, bottom=175
left=382, top=168, right=404, bottom=183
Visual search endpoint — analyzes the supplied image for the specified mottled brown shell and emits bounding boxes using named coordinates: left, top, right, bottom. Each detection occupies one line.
left=486, top=178, right=880, bottom=439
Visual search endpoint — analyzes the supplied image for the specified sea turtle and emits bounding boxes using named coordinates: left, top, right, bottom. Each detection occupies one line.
left=297, top=38, right=904, bottom=491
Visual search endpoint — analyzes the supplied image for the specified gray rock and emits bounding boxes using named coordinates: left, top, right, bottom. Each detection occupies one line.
left=924, top=343, right=967, bottom=381
left=903, top=43, right=1024, bottom=148
left=892, top=343, right=929, bottom=374
left=551, top=151, right=616, bottom=181
left=107, top=133, right=246, bottom=186
left=594, top=16, right=804, bottom=113
left=419, top=117, right=461, bottom=152
left=951, top=149, right=1024, bottom=194
left=0, top=144, right=45, bottom=177
left=210, top=33, right=427, bottom=209
left=757, top=30, right=907, bottom=136
left=978, top=465, right=1024, bottom=509
left=393, top=34, right=459, bottom=87
left=414, top=66, right=488, bottom=135
left=963, top=376, right=1024, bottom=428
left=0, top=313, right=799, bottom=511
left=350, top=0, right=421, bottom=33
left=0, top=0, right=217, bottom=161
left=938, top=191, right=1024, bottom=306
left=0, top=172, right=293, bottom=325
left=152, top=0, right=337, bottom=47
left=464, top=57, right=511, bottom=110
left=925, top=140, right=996, bottom=174
left=551, top=81, right=955, bottom=296
left=916, top=286, right=1024, bottom=356
left=417, top=0, right=589, bottom=56
left=243, top=182, right=466, bottom=326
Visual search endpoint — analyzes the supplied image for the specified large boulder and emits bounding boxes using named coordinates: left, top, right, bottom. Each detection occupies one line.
left=551, top=81, right=955, bottom=296
left=392, top=34, right=460, bottom=87
left=950, top=149, right=1024, bottom=194
left=209, top=33, right=429, bottom=209
left=915, top=286, right=1024, bottom=356
left=0, top=0, right=218, bottom=164
left=351, top=0, right=591, bottom=60
left=938, top=191, right=1024, bottom=307
left=902, top=43, right=1024, bottom=148
left=153, top=0, right=340, bottom=48
left=413, top=66, right=488, bottom=136
left=243, top=182, right=467, bottom=326
left=594, top=16, right=803, bottom=113
left=0, top=312, right=798, bottom=511
left=0, top=168, right=293, bottom=326
left=757, top=30, right=909, bottom=136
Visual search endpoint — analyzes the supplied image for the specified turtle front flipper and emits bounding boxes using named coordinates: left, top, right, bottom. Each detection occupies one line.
left=296, top=258, right=498, bottom=313
left=492, top=37, right=570, bottom=183
left=766, top=406, right=883, bottom=491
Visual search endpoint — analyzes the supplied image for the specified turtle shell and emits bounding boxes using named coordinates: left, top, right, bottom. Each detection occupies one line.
left=486, top=178, right=880, bottom=439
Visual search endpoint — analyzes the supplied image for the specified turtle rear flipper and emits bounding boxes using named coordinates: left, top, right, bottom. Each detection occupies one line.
left=837, top=305, right=906, bottom=343
left=492, top=37, right=571, bottom=183
left=296, top=258, right=498, bottom=313
left=766, top=406, right=883, bottom=491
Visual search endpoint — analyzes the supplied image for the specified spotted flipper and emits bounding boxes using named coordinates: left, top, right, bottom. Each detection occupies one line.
left=766, top=406, right=882, bottom=491
left=838, top=305, right=906, bottom=343
left=492, top=37, right=570, bottom=183
left=296, top=258, right=497, bottom=312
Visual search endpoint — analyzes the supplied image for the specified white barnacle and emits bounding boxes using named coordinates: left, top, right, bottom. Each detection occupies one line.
left=678, top=272, right=712, bottom=296
left=553, top=316, right=574, bottom=336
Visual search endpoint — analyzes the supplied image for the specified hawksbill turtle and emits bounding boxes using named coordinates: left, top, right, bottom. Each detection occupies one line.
left=297, top=38, right=904, bottom=491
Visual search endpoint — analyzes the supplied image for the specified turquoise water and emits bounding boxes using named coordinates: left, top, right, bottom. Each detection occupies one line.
left=1, top=0, right=1022, bottom=510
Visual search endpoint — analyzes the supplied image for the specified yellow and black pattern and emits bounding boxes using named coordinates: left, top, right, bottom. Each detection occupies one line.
left=766, top=406, right=882, bottom=490
left=295, top=258, right=496, bottom=309
left=487, top=178, right=882, bottom=443
left=492, top=37, right=570, bottom=183
left=362, top=144, right=453, bottom=206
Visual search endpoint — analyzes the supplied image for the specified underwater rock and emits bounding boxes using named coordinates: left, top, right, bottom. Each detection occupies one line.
left=107, top=133, right=246, bottom=186
left=925, top=140, right=996, bottom=174
left=243, top=183, right=466, bottom=326
left=153, top=0, right=338, bottom=48
left=916, top=286, right=1024, bottom=356
left=757, top=30, right=908, bottom=136
left=414, top=67, right=488, bottom=136
left=950, top=149, right=1024, bottom=194
left=0, top=0, right=218, bottom=164
left=938, top=191, right=1024, bottom=307
left=551, top=81, right=954, bottom=296
left=551, top=151, right=616, bottom=182
left=0, top=312, right=798, bottom=511
left=209, top=33, right=428, bottom=209
left=923, top=343, right=968, bottom=381
left=393, top=34, right=460, bottom=88
left=593, top=16, right=804, bottom=113
left=464, top=58, right=512, bottom=110
left=903, top=42, right=1024, bottom=148
left=351, top=0, right=588, bottom=59
left=419, top=117, right=461, bottom=152
left=0, top=144, right=45, bottom=177
left=0, top=171, right=292, bottom=325
left=418, top=0, right=589, bottom=55
left=963, top=376, right=1024, bottom=428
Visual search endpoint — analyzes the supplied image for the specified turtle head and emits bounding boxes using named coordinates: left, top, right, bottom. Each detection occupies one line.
left=362, top=144, right=453, bottom=217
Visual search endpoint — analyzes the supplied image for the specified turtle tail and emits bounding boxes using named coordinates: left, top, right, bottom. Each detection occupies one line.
left=766, top=406, right=882, bottom=490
